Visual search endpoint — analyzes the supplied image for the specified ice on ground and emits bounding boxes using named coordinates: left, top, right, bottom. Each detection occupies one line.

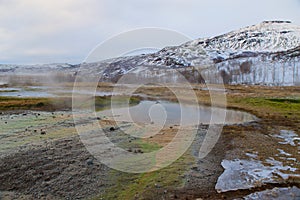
left=245, top=152, right=258, bottom=159
left=273, top=130, right=300, bottom=147
left=215, top=158, right=297, bottom=193
left=239, top=186, right=300, bottom=200
left=277, top=149, right=292, bottom=156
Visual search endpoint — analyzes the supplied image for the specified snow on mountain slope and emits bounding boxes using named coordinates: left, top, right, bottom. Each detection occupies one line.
left=144, top=21, right=300, bottom=67
left=189, top=20, right=300, bottom=52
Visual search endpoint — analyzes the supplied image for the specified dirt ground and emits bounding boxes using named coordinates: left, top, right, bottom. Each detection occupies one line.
left=0, top=84, right=299, bottom=200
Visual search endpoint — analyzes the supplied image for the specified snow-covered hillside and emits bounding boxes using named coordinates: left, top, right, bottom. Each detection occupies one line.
left=144, top=20, right=300, bottom=67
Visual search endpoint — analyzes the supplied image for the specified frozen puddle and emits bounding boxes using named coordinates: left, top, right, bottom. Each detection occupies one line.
left=215, top=158, right=297, bottom=193
left=273, top=130, right=300, bottom=147
left=239, top=186, right=300, bottom=200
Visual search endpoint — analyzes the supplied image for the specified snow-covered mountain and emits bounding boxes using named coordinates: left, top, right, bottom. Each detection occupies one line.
left=99, top=20, right=300, bottom=85
left=1, top=21, right=300, bottom=86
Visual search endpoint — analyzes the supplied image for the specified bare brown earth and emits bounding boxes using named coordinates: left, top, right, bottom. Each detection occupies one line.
left=0, top=84, right=299, bottom=200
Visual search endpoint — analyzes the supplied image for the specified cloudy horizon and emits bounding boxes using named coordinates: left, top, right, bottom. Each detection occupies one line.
left=1, top=0, right=300, bottom=65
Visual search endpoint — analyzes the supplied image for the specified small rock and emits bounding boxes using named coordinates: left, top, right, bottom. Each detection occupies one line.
left=87, top=159, right=94, bottom=166
left=137, top=149, right=143, bottom=154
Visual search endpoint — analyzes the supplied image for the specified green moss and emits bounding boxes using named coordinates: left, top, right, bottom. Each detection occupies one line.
left=131, top=140, right=161, bottom=153
left=94, top=150, right=193, bottom=200
left=231, top=97, right=300, bottom=119
left=266, top=98, right=300, bottom=104
left=95, top=96, right=141, bottom=111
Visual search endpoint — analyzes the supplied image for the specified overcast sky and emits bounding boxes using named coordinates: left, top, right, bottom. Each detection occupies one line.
left=1, top=0, right=300, bottom=64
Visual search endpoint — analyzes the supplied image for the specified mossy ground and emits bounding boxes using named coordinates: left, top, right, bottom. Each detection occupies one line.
left=98, top=153, right=193, bottom=200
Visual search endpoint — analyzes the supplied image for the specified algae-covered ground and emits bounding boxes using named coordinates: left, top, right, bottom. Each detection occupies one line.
left=0, top=84, right=299, bottom=199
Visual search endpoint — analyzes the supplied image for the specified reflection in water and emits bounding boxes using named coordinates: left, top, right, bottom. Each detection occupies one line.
left=100, top=100, right=256, bottom=126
